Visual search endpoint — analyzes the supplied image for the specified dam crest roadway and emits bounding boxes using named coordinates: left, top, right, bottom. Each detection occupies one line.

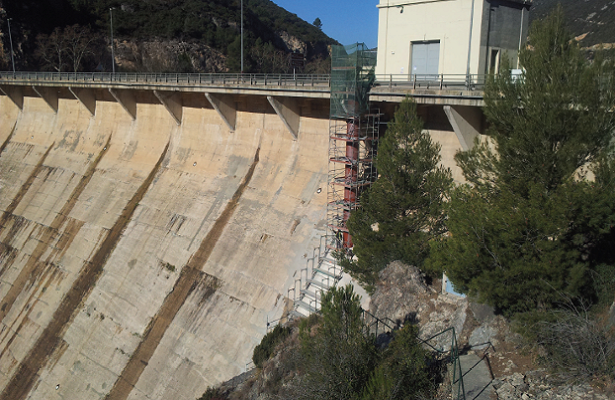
left=0, top=71, right=485, bottom=400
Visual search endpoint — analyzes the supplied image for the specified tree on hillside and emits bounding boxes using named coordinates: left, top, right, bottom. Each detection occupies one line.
left=313, top=17, right=322, bottom=30
left=64, top=24, right=99, bottom=72
left=296, top=285, right=377, bottom=400
left=427, top=7, right=615, bottom=315
left=250, top=38, right=290, bottom=73
left=35, top=28, right=67, bottom=72
left=35, top=24, right=99, bottom=72
left=340, top=99, right=453, bottom=290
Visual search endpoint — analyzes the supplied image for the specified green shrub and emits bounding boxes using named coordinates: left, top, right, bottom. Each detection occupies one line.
left=296, top=285, right=378, bottom=400
left=252, top=325, right=291, bottom=368
left=197, top=386, right=226, bottom=400
left=515, top=304, right=615, bottom=382
left=361, top=325, right=435, bottom=400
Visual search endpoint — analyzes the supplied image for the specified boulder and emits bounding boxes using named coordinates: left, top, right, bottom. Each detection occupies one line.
left=469, top=324, right=498, bottom=350
left=369, top=261, right=468, bottom=350
left=369, top=261, right=429, bottom=325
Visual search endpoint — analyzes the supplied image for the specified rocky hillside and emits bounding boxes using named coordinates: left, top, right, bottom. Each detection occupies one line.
left=207, top=262, right=615, bottom=400
left=531, top=0, right=615, bottom=48
left=0, top=0, right=337, bottom=73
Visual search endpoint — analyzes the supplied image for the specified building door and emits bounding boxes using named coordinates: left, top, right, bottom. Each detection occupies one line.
left=411, top=41, right=440, bottom=80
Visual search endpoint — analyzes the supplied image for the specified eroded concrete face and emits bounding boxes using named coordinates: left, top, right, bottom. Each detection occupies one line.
left=0, top=95, right=329, bottom=400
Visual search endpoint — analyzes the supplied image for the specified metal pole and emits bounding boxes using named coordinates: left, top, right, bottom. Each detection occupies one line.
left=517, top=7, right=524, bottom=69
left=110, top=8, right=115, bottom=74
left=466, top=0, right=476, bottom=83
left=7, top=18, right=15, bottom=76
left=240, top=0, right=244, bottom=73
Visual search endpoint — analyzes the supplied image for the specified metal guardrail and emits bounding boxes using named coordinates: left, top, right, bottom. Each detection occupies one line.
left=0, top=71, right=488, bottom=91
left=373, top=73, right=486, bottom=90
left=0, top=71, right=331, bottom=88
left=418, top=327, right=466, bottom=400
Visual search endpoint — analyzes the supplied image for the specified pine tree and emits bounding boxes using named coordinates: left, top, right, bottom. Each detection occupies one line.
left=428, top=7, right=615, bottom=315
left=297, top=285, right=377, bottom=400
left=313, top=17, right=322, bottom=30
left=341, top=99, right=452, bottom=290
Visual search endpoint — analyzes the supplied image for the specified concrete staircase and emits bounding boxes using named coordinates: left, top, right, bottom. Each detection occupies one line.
left=291, top=236, right=343, bottom=317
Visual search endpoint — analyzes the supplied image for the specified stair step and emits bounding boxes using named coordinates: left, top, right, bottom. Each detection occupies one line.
left=319, top=256, right=336, bottom=264
left=300, top=289, right=320, bottom=299
left=307, top=279, right=331, bottom=290
left=314, top=267, right=341, bottom=279
left=295, top=299, right=317, bottom=314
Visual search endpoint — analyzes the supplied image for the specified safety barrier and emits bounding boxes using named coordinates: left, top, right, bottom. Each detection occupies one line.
left=0, top=71, right=488, bottom=92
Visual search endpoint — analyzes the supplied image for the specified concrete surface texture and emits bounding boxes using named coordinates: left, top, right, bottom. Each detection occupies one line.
left=459, top=354, right=493, bottom=400
left=0, top=94, right=329, bottom=399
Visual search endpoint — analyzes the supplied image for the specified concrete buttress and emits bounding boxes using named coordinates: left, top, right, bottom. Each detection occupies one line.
left=0, top=93, right=329, bottom=400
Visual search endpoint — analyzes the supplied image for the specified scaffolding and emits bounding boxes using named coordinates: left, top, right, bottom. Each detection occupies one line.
left=328, top=43, right=380, bottom=249
left=288, top=44, right=380, bottom=318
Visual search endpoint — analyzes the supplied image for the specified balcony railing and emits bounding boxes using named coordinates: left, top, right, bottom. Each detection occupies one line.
left=0, top=71, right=488, bottom=92
left=373, top=73, right=486, bottom=90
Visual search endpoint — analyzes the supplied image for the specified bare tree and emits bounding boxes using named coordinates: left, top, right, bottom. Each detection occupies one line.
left=64, top=25, right=98, bottom=72
left=35, top=28, right=66, bottom=72
left=35, top=25, right=98, bottom=72
left=250, top=39, right=290, bottom=73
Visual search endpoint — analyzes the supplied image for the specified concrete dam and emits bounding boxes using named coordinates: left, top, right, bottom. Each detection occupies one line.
left=0, top=72, right=484, bottom=400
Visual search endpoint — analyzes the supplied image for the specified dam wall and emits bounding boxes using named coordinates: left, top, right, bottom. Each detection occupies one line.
left=0, top=93, right=330, bottom=399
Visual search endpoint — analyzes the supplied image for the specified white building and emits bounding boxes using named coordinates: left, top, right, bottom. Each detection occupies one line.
left=376, top=0, right=531, bottom=78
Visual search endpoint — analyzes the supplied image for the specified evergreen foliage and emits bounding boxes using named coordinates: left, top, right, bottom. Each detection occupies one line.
left=361, top=325, right=433, bottom=400
left=341, top=99, right=452, bottom=290
left=252, top=325, right=291, bottom=368
left=298, top=285, right=377, bottom=400
left=2, top=0, right=336, bottom=72
left=295, top=285, right=438, bottom=400
left=313, top=18, right=323, bottom=30
left=427, top=7, right=615, bottom=315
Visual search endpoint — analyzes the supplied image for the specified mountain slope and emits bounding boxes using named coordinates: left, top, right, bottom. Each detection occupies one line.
left=530, top=0, right=615, bottom=47
left=0, top=0, right=337, bottom=73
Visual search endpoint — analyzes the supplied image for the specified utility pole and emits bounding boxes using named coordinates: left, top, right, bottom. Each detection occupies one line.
left=110, top=8, right=116, bottom=74
left=240, top=0, right=244, bottom=73
left=7, top=18, right=15, bottom=76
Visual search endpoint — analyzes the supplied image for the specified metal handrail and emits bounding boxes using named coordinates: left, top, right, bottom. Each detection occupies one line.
left=0, top=71, right=489, bottom=91
left=416, top=327, right=466, bottom=400
left=0, top=71, right=331, bottom=88
left=373, top=73, right=486, bottom=90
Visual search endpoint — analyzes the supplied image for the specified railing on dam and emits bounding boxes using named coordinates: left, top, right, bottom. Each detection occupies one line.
left=0, top=71, right=331, bottom=88
left=0, top=71, right=487, bottom=91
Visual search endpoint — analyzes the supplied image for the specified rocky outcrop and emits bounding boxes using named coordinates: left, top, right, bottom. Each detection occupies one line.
left=114, top=38, right=227, bottom=73
left=494, top=371, right=613, bottom=400
left=277, top=32, right=307, bottom=54
left=369, top=261, right=468, bottom=349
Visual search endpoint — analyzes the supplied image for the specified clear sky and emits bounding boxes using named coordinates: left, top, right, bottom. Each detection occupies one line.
left=271, top=0, right=380, bottom=48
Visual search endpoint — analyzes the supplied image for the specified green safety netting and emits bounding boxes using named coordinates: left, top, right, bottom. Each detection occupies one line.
left=330, top=43, right=377, bottom=119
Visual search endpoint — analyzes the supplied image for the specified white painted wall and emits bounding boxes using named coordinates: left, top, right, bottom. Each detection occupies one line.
left=376, top=0, right=485, bottom=77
